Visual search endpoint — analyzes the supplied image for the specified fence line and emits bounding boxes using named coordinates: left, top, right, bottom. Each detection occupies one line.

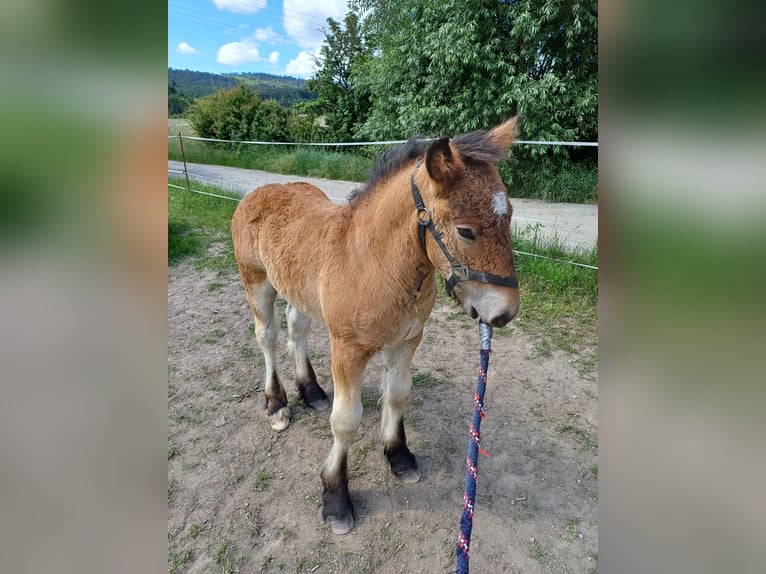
left=168, top=182, right=240, bottom=202
left=167, top=181, right=598, bottom=270
left=168, top=133, right=598, bottom=147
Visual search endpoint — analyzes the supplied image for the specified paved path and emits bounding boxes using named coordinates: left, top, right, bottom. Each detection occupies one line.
left=169, top=161, right=597, bottom=251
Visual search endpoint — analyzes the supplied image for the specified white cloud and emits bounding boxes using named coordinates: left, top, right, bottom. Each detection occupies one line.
left=254, top=26, right=283, bottom=44
left=212, top=0, right=266, bottom=14
left=217, top=41, right=262, bottom=65
left=283, top=0, right=348, bottom=49
left=176, top=42, right=196, bottom=55
left=285, top=50, right=319, bottom=78
left=268, top=51, right=280, bottom=65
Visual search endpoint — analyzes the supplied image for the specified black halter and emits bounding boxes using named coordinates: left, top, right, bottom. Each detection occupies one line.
left=410, top=166, right=519, bottom=297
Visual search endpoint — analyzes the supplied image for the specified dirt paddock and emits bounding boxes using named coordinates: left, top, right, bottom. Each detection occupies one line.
left=168, top=262, right=598, bottom=573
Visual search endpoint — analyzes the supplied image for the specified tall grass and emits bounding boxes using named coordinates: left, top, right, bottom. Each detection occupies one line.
left=168, top=136, right=374, bottom=183
left=168, top=177, right=238, bottom=272
left=509, top=223, right=598, bottom=363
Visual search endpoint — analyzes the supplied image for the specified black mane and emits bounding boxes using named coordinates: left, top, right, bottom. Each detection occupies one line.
left=347, top=137, right=427, bottom=203
left=347, top=128, right=508, bottom=204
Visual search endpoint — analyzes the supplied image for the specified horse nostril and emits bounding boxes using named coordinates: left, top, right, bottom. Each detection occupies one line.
left=489, top=310, right=515, bottom=328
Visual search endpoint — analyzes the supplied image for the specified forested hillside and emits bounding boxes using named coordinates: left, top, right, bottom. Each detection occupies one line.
left=168, top=68, right=315, bottom=115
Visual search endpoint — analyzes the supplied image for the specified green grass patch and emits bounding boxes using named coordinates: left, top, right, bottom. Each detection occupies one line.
left=168, top=177, right=239, bottom=272
left=411, top=371, right=441, bottom=389
left=169, top=136, right=373, bottom=183
left=360, top=392, right=379, bottom=409
left=168, top=548, right=191, bottom=574
left=509, top=223, right=598, bottom=363
left=204, top=328, right=226, bottom=344
left=213, top=540, right=243, bottom=574
left=253, top=467, right=271, bottom=491
left=555, top=423, right=597, bottom=450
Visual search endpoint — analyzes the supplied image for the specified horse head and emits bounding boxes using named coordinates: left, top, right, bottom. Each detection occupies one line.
left=412, top=117, right=521, bottom=327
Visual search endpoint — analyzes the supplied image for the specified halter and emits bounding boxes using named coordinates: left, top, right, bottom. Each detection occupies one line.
left=410, top=164, right=519, bottom=297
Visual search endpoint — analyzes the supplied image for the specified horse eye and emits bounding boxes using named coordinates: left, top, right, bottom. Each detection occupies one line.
left=457, top=227, right=476, bottom=240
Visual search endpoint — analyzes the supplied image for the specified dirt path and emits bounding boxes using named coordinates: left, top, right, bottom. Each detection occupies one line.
left=168, top=261, right=598, bottom=573
left=167, top=161, right=598, bottom=252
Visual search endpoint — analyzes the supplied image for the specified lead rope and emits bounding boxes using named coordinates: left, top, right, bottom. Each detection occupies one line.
left=455, top=321, right=493, bottom=574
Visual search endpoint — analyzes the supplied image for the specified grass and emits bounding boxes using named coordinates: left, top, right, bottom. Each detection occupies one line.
left=555, top=423, right=598, bottom=450
left=411, top=371, right=441, bottom=389
left=169, top=133, right=373, bottom=183
left=253, top=467, right=271, bottom=491
left=507, top=222, right=598, bottom=369
left=204, top=328, right=226, bottom=344
left=168, top=177, right=239, bottom=273
left=167, top=548, right=191, bottom=574
left=213, top=540, right=243, bottom=574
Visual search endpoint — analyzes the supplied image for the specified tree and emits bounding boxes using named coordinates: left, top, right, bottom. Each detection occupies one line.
left=348, top=0, right=597, bottom=199
left=352, top=0, right=597, bottom=145
left=168, top=80, right=189, bottom=116
left=187, top=85, right=292, bottom=142
left=308, top=12, right=373, bottom=142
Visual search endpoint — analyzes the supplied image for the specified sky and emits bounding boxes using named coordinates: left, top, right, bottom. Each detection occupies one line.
left=168, top=0, right=349, bottom=78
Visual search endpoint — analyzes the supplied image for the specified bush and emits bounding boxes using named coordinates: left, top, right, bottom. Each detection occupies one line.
left=188, top=85, right=293, bottom=142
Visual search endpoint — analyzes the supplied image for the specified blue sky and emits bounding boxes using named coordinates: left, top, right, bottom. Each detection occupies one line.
left=168, top=0, right=349, bottom=78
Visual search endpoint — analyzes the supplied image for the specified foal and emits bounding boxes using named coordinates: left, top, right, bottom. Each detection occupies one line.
left=231, top=117, right=520, bottom=534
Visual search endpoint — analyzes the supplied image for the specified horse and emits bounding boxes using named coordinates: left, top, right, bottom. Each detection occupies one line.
left=231, top=117, right=520, bottom=535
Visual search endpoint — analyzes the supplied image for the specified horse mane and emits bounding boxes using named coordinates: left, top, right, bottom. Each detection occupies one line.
left=347, top=128, right=509, bottom=204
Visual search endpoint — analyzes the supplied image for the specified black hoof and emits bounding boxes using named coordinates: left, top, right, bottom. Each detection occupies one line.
left=298, top=376, right=330, bottom=412
left=321, top=465, right=354, bottom=535
left=386, top=445, right=421, bottom=483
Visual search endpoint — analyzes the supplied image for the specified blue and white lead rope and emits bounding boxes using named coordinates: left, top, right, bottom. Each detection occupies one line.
left=456, top=321, right=493, bottom=574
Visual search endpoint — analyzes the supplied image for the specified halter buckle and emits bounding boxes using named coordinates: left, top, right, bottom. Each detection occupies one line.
left=416, top=207, right=431, bottom=226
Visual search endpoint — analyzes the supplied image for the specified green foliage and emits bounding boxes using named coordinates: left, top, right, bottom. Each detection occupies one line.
left=168, top=69, right=315, bottom=118
left=168, top=80, right=190, bottom=117
left=187, top=85, right=292, bottom=142
left=308, top=12, right=373, bottom=141
left=353, top=0, right=596, bottom=141
left=168, top=68, right=238, bottom=99
left=347, top=0, right=597, bottom=196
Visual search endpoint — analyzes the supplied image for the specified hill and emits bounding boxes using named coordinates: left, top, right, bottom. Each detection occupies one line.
left=168, top=68, right=316, bottom=108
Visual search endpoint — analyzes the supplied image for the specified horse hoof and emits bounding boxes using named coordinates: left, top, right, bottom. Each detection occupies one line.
left=394, top=466, right=422, bottom=484
left=323, top=512, right=354, bottom=535
left=268, top=407, right=291, bottom=431
left=308, top=398, right=331, bottom=412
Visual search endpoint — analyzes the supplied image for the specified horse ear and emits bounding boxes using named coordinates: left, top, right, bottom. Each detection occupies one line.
left=425, top=137, right=463, bottom=184
left=487, top=116, right=521, bottom=152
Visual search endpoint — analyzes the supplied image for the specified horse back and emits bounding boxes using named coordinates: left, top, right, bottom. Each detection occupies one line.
left=232, top=182, right=346, bottom=319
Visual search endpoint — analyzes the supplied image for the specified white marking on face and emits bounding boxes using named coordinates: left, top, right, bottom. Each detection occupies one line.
left=492, top=190, right=509, bottom=217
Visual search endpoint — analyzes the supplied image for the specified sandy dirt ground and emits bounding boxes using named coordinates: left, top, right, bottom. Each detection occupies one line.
left=168, top=258, right=598, bottom=573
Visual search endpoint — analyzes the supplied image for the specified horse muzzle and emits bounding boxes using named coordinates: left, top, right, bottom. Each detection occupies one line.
left=455, top=282, right=519, bottom=328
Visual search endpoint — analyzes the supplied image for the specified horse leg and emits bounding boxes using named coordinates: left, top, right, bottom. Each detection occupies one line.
left=285, top=303, right=330, bottom=411
left=380, top=336, right=422, bottom=483
left=243, top=276, right=290, bottom=431
left=321, top=336, right=372, bottom=535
